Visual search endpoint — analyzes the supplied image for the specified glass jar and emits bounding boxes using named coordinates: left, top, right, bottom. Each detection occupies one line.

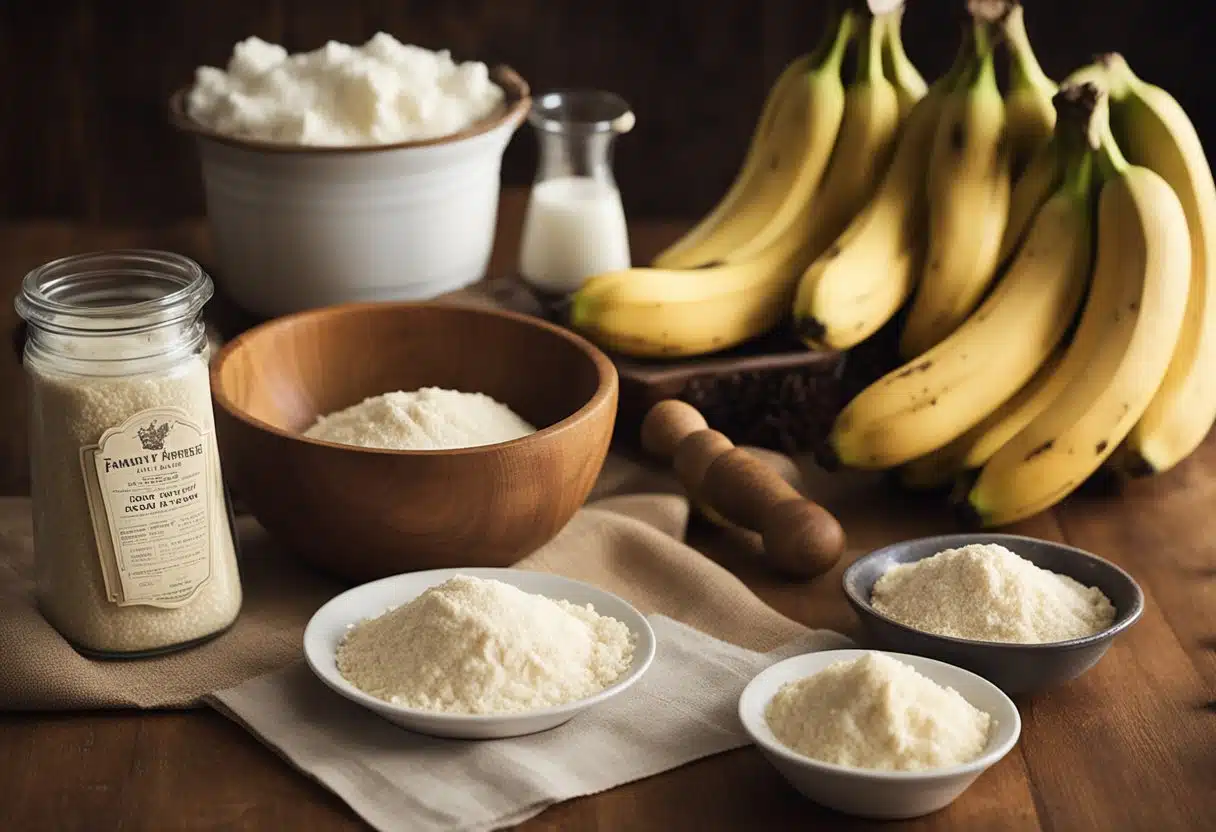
left=518, top=89, right=635, bottom=297
left=15, top=250, right=243, bottom=657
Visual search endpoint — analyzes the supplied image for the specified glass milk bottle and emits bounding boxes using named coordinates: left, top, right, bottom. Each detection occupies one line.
left=518, top=90, right=634, bottom=297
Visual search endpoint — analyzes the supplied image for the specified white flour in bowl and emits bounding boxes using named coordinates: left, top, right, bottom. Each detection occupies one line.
left=869, top=543, right=1116, bottom=644
left=765, top=653, right=993, bottom=771
left=335, top=575, right=636, bottom=714
left=303, top=387, right=536, bottom=450
left=186, top=32, right=505, bottom=146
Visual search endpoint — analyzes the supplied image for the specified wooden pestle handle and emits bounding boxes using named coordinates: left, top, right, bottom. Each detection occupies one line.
left=640, top=400, right=846, bottom=579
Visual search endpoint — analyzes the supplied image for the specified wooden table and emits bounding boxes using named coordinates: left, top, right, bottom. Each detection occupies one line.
left=1, top=192, right=1213, bottom=831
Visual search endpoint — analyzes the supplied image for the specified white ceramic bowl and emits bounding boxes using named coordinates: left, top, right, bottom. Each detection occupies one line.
left=738, top=649, right=1021, bottom=820
left=169, top=67, right=531, bottom=319
left=303, top=566, right=656, bottom=740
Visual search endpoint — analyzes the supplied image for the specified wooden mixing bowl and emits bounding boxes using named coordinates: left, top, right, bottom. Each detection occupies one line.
left=209, top=302, right=618, bottom=583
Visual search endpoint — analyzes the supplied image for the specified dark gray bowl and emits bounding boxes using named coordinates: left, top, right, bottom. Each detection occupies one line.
left=843, top=533, right=1144, bottom=697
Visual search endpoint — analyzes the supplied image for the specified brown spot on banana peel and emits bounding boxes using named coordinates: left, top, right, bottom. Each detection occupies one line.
left=1024, top=439, right=1055, bottom=460
left=950, top=121, right=967, bottom=153
left=890, top=359, right=934, bottom=380
left=1096, top=440, right=1109, bottom=454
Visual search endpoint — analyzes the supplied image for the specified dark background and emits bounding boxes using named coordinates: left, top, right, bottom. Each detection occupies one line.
left=0, top=0, right=1204, bottom=224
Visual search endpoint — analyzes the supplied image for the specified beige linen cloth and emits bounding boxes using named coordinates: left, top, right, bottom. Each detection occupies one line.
left=0, top=452, right=852, bottom=831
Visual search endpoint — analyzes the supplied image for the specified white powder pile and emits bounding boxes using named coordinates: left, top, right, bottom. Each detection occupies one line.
left=304, top=387, right=536, bottom=451
left=870, top=543, right=1117, bottom=644
left=765, top=653, right=993, bottom=772
left=335, top=575, right=636, bottom=714
left=187, top=33, right=505, bottom=146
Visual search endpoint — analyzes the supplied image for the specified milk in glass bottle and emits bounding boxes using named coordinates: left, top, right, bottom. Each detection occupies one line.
left=518, top=90, right=634, bottom=297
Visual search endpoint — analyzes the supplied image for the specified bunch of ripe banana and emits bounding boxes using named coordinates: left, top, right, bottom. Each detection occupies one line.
left=568, top=0, right=922, bottom=358
left=828, top=10, right=1216, bottom=527
left=569, top=0, right=1216, bottom=528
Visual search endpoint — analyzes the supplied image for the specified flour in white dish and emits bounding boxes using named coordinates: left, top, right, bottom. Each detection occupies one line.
left=765, top=653, right=993, bottom=771
left=335, top=575, right=636, bottom=714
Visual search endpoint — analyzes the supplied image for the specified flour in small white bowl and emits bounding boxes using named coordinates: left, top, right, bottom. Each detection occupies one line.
left=765, top=653, right=993, bottom=771
left=335, top=575, right=636, bottom=714
left=303, top=387, right=536, bottom=450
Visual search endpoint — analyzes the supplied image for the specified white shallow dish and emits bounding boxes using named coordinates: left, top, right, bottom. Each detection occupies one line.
left=303, top=567, right=657, bottom=740
left=739, top=649, right=1021, bottom=820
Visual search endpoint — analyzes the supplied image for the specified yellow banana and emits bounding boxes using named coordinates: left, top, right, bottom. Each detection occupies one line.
left=899, top=19, right=1012, bottom=359
left=995, top=134, right=1065, bottom=268
left=898, top=348, right=1066, bottom=491
left=1099, top=54, right=1216, bottom=477
left=569, top=207, right=815, bottom=358
left=880, top=1, right=927, bottom=119
left=789, top=26, right=976, bottom=352
left=567, top=13, right=859, bottom=359
left=963, top=88, right=1192, bottom=527
left=652, top=13, right=855, bottom=269
left=827, top=92, right=1096, bottom=471
left=750, top=11, right=901, bottom=266
left=650, top=56, right=811, bottom=268
left=1000, top=2, right=1057, bottom=177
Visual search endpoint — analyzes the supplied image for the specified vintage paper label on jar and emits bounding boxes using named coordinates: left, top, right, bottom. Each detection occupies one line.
left=79, top=407, right=215, bottom=608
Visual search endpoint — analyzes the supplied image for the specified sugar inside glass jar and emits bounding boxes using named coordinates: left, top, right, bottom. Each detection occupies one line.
left=15, top=250, right=242, bottom=657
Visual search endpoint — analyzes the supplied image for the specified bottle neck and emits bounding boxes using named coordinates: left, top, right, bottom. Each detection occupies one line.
left=532, top=126, right=619, bottom=188
left=16, top=250, right=214, bottom=376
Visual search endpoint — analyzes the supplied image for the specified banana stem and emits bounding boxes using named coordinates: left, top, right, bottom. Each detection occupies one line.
left=1096, top=52, right=1136, bottom=99
left=1059, top=139, right=1095, bottom=201
left=1089, top=91, right=1130, bottom=180
left=1002, top=4, right=1055, bottom=92
left=937, top=22, right=976, bottom=93
left=965, top=21, right=999, bottom=91
left=855, top=11, right=886, bottom=84
left=881, top=3, right=913, bottom=66
left=1053, top=81, right=1102, bottom=150
left=1062, top=58, right=1114, bottom=98
left=815, top=7, right=858, bottom=74
left=807, top=3, right=839, bottom=64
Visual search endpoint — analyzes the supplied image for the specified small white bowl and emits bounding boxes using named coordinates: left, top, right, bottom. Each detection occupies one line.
left=303, top=567, right=656, bottom=740
left=738, top=649, right=1021, bottom=820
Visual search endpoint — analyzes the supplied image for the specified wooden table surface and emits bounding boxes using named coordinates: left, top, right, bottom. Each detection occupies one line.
left=1, top=191, right=1213, bottom=831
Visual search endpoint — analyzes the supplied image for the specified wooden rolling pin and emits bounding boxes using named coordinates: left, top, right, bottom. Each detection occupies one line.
left=641, top=399, right=846, bottom=579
